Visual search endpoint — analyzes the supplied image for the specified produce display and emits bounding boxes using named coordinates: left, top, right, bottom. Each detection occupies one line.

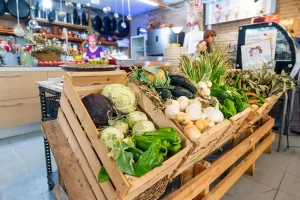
left=81, top=84, right=183, bottom=182
left=129, top=48, right=295, bottom=144
left=130, top=65, right=225, bottom=142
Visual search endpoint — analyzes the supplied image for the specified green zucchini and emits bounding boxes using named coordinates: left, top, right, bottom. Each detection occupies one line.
left=155, top=88, right=173, bottom=100
left=169, top=85, right=194, bottom=99
left=168, top=74, right=198, bottom=94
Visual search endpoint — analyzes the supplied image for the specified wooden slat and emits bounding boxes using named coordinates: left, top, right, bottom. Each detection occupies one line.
left=54, top=184, right=70, bottom=200
left=59, top=93, right=116, bottom=200
left=56, top=109, right=107, bottom=200
left=42, top=121, right=96, bottom=200
left=63, top=76, right=130, bottom=198
left=164, top=118, right=274, bottom=200
left=66, top=71, right=128, bottom=87
left=202, top=132, right=275, bottom=200
left=180, top=165, right=195, bottom=186
left=75, top=84, right=105, bottom=95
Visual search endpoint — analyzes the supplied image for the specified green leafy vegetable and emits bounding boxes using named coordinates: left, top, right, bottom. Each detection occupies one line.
left=103, top=137, right=135, bottom=176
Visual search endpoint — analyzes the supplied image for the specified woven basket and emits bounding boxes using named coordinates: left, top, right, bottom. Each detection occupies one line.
left=133, top=176, right=169, bottom=200
left=32, top=53, right=60, bottom=62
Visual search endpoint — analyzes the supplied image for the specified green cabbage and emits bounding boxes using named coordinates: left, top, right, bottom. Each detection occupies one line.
left=102, top=84, right=137, bottom=114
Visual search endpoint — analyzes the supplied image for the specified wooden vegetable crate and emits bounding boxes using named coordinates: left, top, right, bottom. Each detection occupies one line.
left=129, top=82, right=253, bottom=177
left=57, top=71, right=192, bottom=200
left=246, top=92, right=282, bottom=124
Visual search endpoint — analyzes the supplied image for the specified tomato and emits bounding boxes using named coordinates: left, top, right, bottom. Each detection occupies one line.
left=44, top=61, right=49, bottom=65
left=53, top=61, right=58, bottom=66
left=48, top=61, right=53, bottom=66
left=39, top=61, right=44, bottom=66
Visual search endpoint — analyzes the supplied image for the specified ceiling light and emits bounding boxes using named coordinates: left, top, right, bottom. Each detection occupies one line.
left=42, top=0, right=52, bottom=8
left=171, top=27, right=183, bottom=34
left=138, top=0, right=158, bottom=6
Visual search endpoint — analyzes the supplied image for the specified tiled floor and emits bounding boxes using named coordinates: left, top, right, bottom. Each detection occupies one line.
left=1, top=131, right=300, bottom=200
left=0, top=131, right=57, bottom=200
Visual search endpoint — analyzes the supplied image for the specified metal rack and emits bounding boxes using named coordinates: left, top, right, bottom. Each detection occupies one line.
left=39, top=86, right=61, bottom=190
left=277, top=72, right=300, bottom=151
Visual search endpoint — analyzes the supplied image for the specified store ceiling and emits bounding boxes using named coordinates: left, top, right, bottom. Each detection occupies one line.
left=86, top=0, right=184, bottom=16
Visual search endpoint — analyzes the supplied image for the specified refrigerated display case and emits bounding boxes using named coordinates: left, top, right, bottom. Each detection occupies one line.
left=130, top=35, right=147, bottom=60
left=236, top=22, right=300, bottom=77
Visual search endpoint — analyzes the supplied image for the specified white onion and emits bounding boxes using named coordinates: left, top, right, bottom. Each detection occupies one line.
left=165, top=104, right=180, bottom=119
left=204, top=107, right=224, bottom=123
left=177, top=96, right=190, bottom=111
left=185, top=104, right=202, bottom=121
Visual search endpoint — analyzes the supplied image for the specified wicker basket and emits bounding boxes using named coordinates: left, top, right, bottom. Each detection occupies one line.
left=32, top=53, right=60, bottom=62
left=133, top=176, right=169, bottom=200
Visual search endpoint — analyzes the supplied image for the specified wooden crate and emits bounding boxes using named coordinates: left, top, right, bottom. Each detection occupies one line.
left=246, top=92, right=282, bottom=124
left=164, top=117, right=275, bottom=200
left=59, top=71, right=192, bottom=200
left=129, top=82, right=252, bottom=178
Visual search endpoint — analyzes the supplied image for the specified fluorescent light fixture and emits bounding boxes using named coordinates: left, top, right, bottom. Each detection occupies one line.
left=171, top=27, right=183, bottom=34
left=138, top=0, right=158, bottom=6
left=42, top=0, right=52, bottom=8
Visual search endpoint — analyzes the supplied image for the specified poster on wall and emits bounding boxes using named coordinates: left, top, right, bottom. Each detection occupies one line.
left=245, top=29, right=277, bottom=65
left=241, top=39, right=272, bottom=70
left=205, top=0, right=276, bottom=25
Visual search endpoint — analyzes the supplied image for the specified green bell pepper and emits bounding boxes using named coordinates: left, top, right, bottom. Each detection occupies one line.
left=224, top=99, right=237, bottom=116
left=143, top=128, right=181, bottom=144
left=133, top=141, right=164, bottom=177
left=135, top=136, right=168, bottom=156
left=233, top=95, right=244, bottom=113
left=219, top=104, right=234, bottom=119
left=240, top=91, right=249, bottom=103
left=242, top=102, right=249, bottom=110
left=126, top=147, right=143, bottom=162
left=167, top=143, right=182, bottom=155
left=98, top=167, right=109, bottom=183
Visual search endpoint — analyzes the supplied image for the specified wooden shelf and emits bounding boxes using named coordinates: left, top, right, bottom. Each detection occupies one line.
left=35, top=18, right=90, bottom=31
left=99, top=41, right=118, bottom=47
left=0, top=30, right=15, bottom=36
left=0, top=13, right=30, bottom=22
left=45, top=34, right=119, bottom=46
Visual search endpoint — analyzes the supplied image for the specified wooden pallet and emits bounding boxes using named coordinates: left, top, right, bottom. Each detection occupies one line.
left=58, top=71, right=192, bottom=200
left=164, top=117, right=275, bottom=200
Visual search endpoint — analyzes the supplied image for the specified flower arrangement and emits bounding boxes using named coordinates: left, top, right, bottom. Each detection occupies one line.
left=31, top=34, right=64, bottom=54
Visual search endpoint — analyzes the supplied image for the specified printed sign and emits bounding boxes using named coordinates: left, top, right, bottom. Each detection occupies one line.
left=194, top=0, right=203, bottom=11
left=245, top=29, right=277, bottom=65
left=241, top=39, right=272, bottom=70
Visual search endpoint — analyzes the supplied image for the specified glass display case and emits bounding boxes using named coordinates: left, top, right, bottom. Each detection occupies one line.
left=236, top=22, right=299, bottom=76
left=130, top=35, right=147, bottom=60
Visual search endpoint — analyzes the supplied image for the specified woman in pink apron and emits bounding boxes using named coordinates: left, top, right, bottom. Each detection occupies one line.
left=83, top=35, right=104, bottom=60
